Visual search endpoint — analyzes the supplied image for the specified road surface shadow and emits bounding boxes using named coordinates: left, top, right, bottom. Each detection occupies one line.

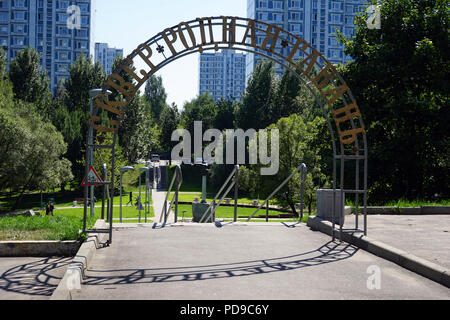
left=82, top=241, right=358, bottom=286
left=0, top=257, right=72, bottom=298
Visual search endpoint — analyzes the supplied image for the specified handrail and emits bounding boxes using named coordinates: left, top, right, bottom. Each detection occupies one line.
left=199, top=165, right=239, bottom=223
left=159, top=164, right=183, bottom=223
left=247, top=163, right=307, bottom=222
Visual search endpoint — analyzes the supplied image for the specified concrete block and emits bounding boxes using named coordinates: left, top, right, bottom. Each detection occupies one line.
left=316, top=189, right=345, bottom=225
left=421, top=206, right=450, bottom=214
left=192, top=202, right=213, bottom=223
left=0, top=241, right=80, bottom=257
left=397, top=207, right=422, bottom=215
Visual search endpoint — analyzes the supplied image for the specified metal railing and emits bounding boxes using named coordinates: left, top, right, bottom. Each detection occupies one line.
left=247, top=163, right=307, bottom=222
left=199, top=165, right=240, bottom=223
left=158, top=165, right=183, bottom=224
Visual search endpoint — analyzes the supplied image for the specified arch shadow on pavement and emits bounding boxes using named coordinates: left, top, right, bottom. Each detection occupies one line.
left=81, top=241, right=358, bottom=287
left=0, top=257, right=72, bottom=298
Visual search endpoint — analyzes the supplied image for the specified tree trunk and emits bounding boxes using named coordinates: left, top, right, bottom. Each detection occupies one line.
left=284, top=192, right=298, bottom=217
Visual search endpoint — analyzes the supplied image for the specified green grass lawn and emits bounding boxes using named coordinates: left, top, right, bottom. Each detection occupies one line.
left=176, top=204, right=301, bottom=219
left=0, top=162, right=152, bottom=212
left=53, top=205, right=155, bottom=220
left=0, top=215, right=95, bottom=241
left=165, top=191, right=268, bottom=205
left=0, top=192, right=153, bottom=212
left=176, top=204, right=312, bottom=223
left=0, top=202, right=155, bottom=241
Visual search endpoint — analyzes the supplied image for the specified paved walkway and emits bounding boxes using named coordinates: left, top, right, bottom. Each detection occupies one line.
left=344, top=214, right=450, bottom=270
left=71, top=223, right=449, bottom=300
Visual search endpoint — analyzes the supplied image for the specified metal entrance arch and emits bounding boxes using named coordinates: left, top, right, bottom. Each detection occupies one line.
left=82, top=16, right=368, bottom=244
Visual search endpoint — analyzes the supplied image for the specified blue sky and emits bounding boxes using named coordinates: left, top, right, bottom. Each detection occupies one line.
left=94, top=0, right=246, bottom=109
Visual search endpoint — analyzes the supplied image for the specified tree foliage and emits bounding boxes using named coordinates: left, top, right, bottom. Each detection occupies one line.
left=8, top=47, right=52, bottom=115
left=61, top=54, right=106, bottom=182
left=239, top=114, right=329, bottom=216
left=0, top=79, right=72, bottom=209
left=181, top=93, right=217, bottom=141
left=235, top=60, right=276, bottom=130
left=160, top=103, right=180, bottom=153
left=338, top=0, right=449, bottom=202
left=144, top=75, right=168, bottom=120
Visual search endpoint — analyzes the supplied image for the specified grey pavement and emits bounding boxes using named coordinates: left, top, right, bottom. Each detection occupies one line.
left=344, top=214, right=450, bottom=270
left=0, top=256, right=72, bottom=300
left=70, top=223, right=449, bottom=300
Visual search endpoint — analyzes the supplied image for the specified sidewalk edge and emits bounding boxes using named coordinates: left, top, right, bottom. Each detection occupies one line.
left=50, top=219, right=108, bottom=300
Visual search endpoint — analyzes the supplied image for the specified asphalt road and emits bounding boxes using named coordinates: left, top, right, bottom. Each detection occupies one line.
left=71, top=223, right=449, bottom=300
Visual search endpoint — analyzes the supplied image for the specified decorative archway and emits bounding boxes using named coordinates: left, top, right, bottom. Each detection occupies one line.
left=83, top=16, right=368, bottom=243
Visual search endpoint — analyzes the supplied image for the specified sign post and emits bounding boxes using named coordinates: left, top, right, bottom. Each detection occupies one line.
left=81, top=166, right=103, bottom=218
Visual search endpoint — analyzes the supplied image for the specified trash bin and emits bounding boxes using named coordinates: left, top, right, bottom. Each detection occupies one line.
left=316, top=189, right=345, bottom=225
left=73, top=201, right=77, bottom=207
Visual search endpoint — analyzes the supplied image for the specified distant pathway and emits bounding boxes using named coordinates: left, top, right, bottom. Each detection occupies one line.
left=152, top=188, right=175, bottom=224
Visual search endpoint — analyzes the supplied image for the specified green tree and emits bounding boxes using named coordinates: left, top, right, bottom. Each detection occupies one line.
left=107, top=56, right=160, bottom=163
left=235, top=60, right=276, bottom=130
left=0, top=47, right=6, bottom=76
left=63, top=54, right=106, bottom=183
left=181, top=93, right=217, bottom=140
left=119, top=94, right=159, bottom=163
left=8, top=47, right=51, bottom=114
left=65, top=54, right=106, bottom=114
left=144, top=75, right=167, bottom=120
left=270, top=69, right=303, bottom=120
left=239, top=114, right=328, bottom=217
left=338, top=0, right=450, bottom=202
left=160, top=103, right=180, bottom=160
left=0, top=83, right=73, bottom=209
left=214, top=99, right=236, bottom=131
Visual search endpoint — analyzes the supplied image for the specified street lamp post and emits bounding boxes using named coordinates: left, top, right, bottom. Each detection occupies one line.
left=119, top=166, right=135, bottom=223
left=145, top=162, right=152, bottom=223
left=138, top=166, right=149, bottom=223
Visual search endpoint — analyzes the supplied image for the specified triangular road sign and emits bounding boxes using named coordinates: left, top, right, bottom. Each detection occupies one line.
left=81, top=166, right=103, bottom=186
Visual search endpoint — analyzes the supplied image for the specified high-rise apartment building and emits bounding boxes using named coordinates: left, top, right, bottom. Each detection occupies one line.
left=94, top=42, right=123, bottom=75
left=199, top=49, right=246, bottom=102
left=0, top=0, right=95, bottom=91
left=246, top=0, right=368, bottom=80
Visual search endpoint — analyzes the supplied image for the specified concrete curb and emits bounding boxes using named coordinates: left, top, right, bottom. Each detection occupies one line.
left=307, top=216, right=450, bottom=288
left=51, top=220, right=108, bottom=300
left=0, top=240, right=80, bottom=257
left=355, top=206, right=450, bottom=215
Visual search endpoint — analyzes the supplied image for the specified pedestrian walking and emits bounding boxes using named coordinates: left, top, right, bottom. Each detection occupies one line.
left=46, top=201, right=54, bottom=216
left=126, top=191, right=133, bottom=206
